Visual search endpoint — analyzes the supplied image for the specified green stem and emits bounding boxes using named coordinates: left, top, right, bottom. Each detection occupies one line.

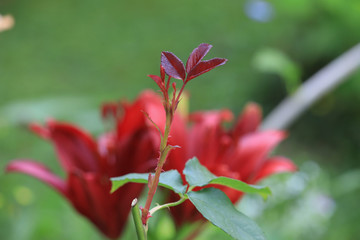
left=149, top=194, right=188, bottom=216
left=131, top=198, right=146, bottom=240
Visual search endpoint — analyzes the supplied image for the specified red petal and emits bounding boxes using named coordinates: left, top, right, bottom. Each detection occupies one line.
left=116, top=91, right=163, bottom=139
left=101, top=102, right=119, bottom=120
left=67, top=171, right=144, bottom=238
left=187, top=58, right=227, bottom=81
left=233, top=103, right=262, bottom=139
left=190, top=109, right=233, bottom=124
left=67, top=172, right=121, bottom=239
left=46, top=120, right=101, bottom=172
left=140, top=90, right=166, bottom=130
left=187, top=110, right=233, bottom=166
left=161, top=51, right=186, bottom=80
left=29, top=123, right=50, bottom=139
left=5, top=160, right=68, bottom=197
left=165, top=113, right=188, bottom=172
left=252, top=156, right=297, bottom=183
left=186, top=43, right=212, bottom=73
left=230, top=131, right=287, bottom=180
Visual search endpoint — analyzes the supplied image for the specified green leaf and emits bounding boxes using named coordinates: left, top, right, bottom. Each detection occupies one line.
left=183, top=157, right=271, bottom=199
left=110, top=170, right=187, bottom=194
left=253, top=48, right=301, bottom=94
left=187, top=188, right=266, bottom=240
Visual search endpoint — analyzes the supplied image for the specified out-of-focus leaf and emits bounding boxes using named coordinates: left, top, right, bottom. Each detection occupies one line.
left=187, top=188, right=266, bottom=240
left=161, top=51, right=186, bottom=80
left=111, top=170, right=187, bottom=194
left=183, top=158, right=271, bottom=199
left=253, top=48, right=301, bottom=94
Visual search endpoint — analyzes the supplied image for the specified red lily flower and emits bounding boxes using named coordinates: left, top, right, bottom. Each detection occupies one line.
left=106, top=90, right=296, bottom=226
left=5, top=91, right=162, bottom=239
left=164, top=102, right=297, bottom=226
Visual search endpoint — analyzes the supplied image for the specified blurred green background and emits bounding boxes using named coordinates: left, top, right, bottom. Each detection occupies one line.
left=1, top=0, right=360, bottom=239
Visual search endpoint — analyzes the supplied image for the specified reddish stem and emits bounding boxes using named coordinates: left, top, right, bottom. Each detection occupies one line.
left=141, top=111, right=172, bottom=225
left=166, top=76, right=171, bottom=91
left=174, top=82, right=187, bottom=111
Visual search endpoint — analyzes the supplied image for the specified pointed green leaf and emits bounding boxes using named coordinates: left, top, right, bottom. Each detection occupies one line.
left=111, top=170, right=187, bottom=194
left=183, top=157, right=271, bottom=199
left=187, top=188, right=266, bottom=240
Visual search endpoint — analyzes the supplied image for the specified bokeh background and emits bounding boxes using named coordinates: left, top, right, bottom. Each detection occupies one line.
left=1, top=0, right=360, bottom=239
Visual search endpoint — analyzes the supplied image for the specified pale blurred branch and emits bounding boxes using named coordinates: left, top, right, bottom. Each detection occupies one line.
left=261, top=43, right=360, bottom=130
left=0, top=14, right=15, bottom=32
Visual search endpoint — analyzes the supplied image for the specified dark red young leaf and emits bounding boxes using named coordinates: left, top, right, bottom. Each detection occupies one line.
left=148, top=74, right=166, bottom=92
left=186, top=43, right=212, bottom=73
left=187, top=58, right=227, bottom=81
left=161, top=51, right=186, bottom=81
left=160, top=65, right=165, bottom=81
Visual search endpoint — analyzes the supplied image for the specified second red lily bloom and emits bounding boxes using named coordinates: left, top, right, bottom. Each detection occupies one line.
left=148, top=93, right=297, bottom=226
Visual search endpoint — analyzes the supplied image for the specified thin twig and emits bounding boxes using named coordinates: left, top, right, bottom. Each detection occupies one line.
left=261, top=43, right=360, bottom=130
left=149, top=194, right=187, bottom=216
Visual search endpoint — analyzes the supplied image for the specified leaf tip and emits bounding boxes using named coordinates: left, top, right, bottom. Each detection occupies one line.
left=110, top=183, right=117, bottom=194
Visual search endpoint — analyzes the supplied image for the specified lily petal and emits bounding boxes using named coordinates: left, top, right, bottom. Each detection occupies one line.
left=47, top=120, right=101, bottom=172
left=67, top=171, right=142, bottom=239
left=29, top=123, right=50, bottom=139
left=252, top=156, right=297, bottom=183
left=232, top=131, right=287, bottom=180
left=5, top=160, right=67, bottom=197
left=233, top=103, right=262, bottom=139
left=116, top=91, right=163, bottom=139
left=101, top=101, right=120, bottom=120
left=188, top=110, right=233, bottom=165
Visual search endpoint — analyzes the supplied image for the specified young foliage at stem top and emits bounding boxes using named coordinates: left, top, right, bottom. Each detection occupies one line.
left=160, top=43, right=227, bottom=83
left=149, top=43, right=227, bottom=118
left=139, top=43, right=227, bottom=226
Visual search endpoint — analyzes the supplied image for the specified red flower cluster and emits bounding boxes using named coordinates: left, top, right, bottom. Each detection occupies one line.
left=100, top=89, right=296, bottom=227
left=133, top=88, right=295, bottom=226
left=164, top=102, right=296, bottom=225
left=5, top=92, right=162, bottom=239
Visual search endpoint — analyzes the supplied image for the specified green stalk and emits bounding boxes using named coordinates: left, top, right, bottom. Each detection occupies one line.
left=131, top=198, right=146, bottom=240
left=149, top=194, right=188, bottom=216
